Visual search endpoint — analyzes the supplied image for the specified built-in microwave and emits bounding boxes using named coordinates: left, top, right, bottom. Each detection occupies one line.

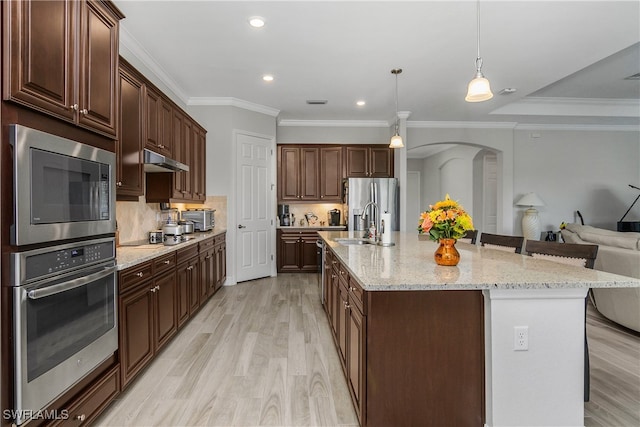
left=10, top=124, right=116, bottom=246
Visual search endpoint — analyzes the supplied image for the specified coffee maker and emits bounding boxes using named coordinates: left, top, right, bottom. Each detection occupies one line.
left=278, top=204, right=290, bottom=226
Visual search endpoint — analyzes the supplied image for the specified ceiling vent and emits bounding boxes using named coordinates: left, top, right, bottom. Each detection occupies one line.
left=306, top=100, right=328, bottom=105
left=624, top=72, right=640, bottom=80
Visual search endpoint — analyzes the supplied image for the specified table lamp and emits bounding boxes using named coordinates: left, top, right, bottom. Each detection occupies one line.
left=516, top=193, right=545, bottom=240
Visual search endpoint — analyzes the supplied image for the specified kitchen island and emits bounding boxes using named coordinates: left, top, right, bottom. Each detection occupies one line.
left=318, top=231, right=640, bottom=427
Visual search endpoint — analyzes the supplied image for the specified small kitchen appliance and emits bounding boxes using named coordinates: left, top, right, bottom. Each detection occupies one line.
left=148, top=230, right=163, bottom=244
left=278, top=204, right=290, bottom=226
left=328, top=209, right=341, bottom=226
left=179, top=220, right=195, bottom=234
left=180, top=209, right=215, bottom=231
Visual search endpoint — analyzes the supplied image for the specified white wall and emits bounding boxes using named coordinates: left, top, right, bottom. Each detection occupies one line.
left=407, top=126, right=515, bottom=234
left=513, top=129, right=640, bottom=232
left=277, top=125, right=389, bottom=144
left=187, top=105, right=277, bottom=285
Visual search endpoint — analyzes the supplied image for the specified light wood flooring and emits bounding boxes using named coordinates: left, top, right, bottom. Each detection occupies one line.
left=95, top=275, right=640, bottom=427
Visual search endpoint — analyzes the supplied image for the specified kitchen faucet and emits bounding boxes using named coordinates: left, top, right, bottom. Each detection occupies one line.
left=362, top=202, right=379, bottom=241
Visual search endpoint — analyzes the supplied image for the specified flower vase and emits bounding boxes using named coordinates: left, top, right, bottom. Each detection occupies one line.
left=434, top=238, right=460, bottom=266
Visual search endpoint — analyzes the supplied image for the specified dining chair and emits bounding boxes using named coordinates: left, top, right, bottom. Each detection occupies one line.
left=524, top=239, right=599, bottom=402
left=479, top=233, right=525, bottom=254
left=458, top=229, right=478, bottom=245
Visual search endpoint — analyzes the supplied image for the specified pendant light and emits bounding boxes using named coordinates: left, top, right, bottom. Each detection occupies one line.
left=389, top=68, right=404, bottom=148
left=465, top=0, right=493, bottom=102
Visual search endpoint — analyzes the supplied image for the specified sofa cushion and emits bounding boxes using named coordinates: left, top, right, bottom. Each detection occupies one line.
left=564, top=223, right=640, bottom=250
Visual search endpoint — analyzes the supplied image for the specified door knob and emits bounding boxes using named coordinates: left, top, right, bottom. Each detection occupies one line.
left=238, top=224, right=246, bottom=229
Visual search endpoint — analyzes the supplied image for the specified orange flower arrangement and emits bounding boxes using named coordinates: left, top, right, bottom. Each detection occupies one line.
left=418, top=194, right=474, bottom=241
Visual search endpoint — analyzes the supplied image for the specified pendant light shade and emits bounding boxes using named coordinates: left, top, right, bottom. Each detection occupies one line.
left=465, top=0, right=493, bottom=102
left=389, top=68, right=404, bottom=148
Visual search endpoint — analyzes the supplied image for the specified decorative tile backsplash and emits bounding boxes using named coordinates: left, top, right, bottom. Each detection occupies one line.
left=116, top=196, right=227, bottom=244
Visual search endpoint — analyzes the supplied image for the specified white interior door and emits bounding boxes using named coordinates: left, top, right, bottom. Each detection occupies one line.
left=236, top=133, right=272, bottom=282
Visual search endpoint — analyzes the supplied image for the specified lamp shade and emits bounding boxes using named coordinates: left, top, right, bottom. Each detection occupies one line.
left=465, top=74, right=493, bottom=102
left=389, top=133, right=404, bottom=148
left=516, top=192, right=545, bottom=207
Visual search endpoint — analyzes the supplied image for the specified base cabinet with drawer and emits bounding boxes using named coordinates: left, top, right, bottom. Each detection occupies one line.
left=277, top=229, right=318, bottom=273
left=323, top=246, right=484, bottom=427
left=118, top=252, right=177, bottom=389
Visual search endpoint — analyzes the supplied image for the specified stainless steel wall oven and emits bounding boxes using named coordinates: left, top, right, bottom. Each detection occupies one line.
left=10, top=124, right=116, bottom=246
left=10, top=238, right=117, bottom=425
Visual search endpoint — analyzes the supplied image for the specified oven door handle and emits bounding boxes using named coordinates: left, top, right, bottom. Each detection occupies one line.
left=27, top=266, right=116, bottom=300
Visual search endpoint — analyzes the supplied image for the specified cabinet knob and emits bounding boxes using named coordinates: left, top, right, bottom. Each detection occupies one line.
left=150, top=287, right=156, bottom=293
left=81, top=108, right=88, bottom=115
left=136, top=272, right=144, bottom=277
left=116, top=181, right=123, bottom=187
left=156, top=285, right=160, bottom=291
left=70, top=104, right=79, bottom=111
left=163, top=260, right=171, bottom=265
left=75, top=414, right=86, bottom=422
left=187, top=265, right=194, bottom=271
left=349, top=286, right=356, bottom=292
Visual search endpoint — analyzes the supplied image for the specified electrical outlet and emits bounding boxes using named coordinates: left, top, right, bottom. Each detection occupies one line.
left=514, top=326, right=529, bottom=351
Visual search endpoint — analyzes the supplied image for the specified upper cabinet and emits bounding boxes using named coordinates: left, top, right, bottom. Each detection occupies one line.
left=144, top=86, right=173, bottom=158
left=3, top=0, right=124, bottom=138
left=277, top=144, right=392, bottom=203
left=116, top=60, right=144, bottom=198
left=345, top=145, right=394, bottom=178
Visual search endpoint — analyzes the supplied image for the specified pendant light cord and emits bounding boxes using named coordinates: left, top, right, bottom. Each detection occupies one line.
left=476, top=0, right=481, bottom=60
left=394, top=71, right=399, bottom=132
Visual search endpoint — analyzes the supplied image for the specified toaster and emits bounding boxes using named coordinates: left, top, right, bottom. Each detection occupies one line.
left=180, top=209, right=215, bottom=231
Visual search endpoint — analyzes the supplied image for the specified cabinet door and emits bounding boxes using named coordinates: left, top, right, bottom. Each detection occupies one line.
left=119, top=284, right=154, bottom=387
left=144, top=86, right=160, bottom=151
left=188, top=257, right=200, bottom=315
left=345, top=146, right=369, bottom=177
left=193, top=129, right=207, bottom=201
left=338, top=281, right=349, bottom=367
left=277, top=232, right=301, bottom=272
left=348, top=302, right=366, bottom=423
left=300, top=147, right=319, bottom=200
left=3, top=0, right=76, bottom=122
left=154, top=271, right=177, bottom=351
left=157, top=98, right=173, bottom=157
left=369, top=147, right=394, bottom=177
left=117, top=64, right=144, bottom=197
left=323, top=249, right=333, bottom=312
left=330, top=269, right=340, bottom=338
left=181, top=118, right=194, bottom=199
left=176, top=261, right=190, bottom=328
left=77, top=0, right=119, bottom=137
left=219, top=238, right=227, bottom=286
left=279, top=146, right=300, bottom=201
left=199, top=251, right=211, bottom=303
left=320, top=147, right=343, bottom=201
left=300, top=233, right=319, bottom=272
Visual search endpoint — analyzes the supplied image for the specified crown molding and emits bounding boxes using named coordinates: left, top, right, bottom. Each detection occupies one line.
left=119, top=26, right=189, bottom=104
left=514, top=123, right=639, bottom=132
left=278, top=119, right=390, bottom=128
left=491, top=96, right=640, bottom=118
left=188, top=97, right=280, bottom=117
left=408, top=121, right=518, bottom=129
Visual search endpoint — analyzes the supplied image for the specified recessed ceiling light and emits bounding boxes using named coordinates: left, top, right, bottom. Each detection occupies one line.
left=262, top=74, right=274, bottom=82
left=356, top=100, right=366, bottom=106
left=248, top=16, right=265, bottom=28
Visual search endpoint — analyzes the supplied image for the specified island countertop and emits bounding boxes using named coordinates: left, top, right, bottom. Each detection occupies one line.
left=318, top=230, right=640, bottom=291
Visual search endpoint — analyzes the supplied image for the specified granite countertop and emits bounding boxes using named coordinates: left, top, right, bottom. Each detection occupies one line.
left=116, top=228, right=227, bottom=270
left=318, top=230, right=640, bottom=291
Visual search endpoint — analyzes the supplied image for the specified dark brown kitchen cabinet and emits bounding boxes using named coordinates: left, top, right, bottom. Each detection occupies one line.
left=116, top=60, right=144, bottom=198
left=214, top=233, right=227, bottom=291
left=319, top=146, right=343, bottom=202
left=277, top=230, right=318, bottom=273
left=177, top=245, right=200, bottom=318
left=193, top=128, right=207, bottom=201
left=323, top=246, right=484, bottom=427
left=118, top=254, right=178, bottom=389
left=199, top=237, right=216, bottom=298
left=144, top=84, right=174, bottom=157
left=119, top=269, right=154, bottom=388
left=278, top=146, right=319, bottom=201
left=3, top=0, right=123, bottom=138
left=345, top=145, right=394, bottom=178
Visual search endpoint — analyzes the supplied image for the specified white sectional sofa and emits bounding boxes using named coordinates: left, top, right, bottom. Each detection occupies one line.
left=561, top=223, right=640, bottom=332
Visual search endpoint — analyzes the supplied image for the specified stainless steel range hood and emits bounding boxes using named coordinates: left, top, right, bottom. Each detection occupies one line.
left=143, top=149, right=189, bottom=173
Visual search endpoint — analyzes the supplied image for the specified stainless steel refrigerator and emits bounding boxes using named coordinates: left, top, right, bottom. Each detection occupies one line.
left=344, top=178, right=399, bottom=232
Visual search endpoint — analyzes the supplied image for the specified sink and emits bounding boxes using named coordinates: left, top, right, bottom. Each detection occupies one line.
left=334, top=238, right=374, bottom=246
